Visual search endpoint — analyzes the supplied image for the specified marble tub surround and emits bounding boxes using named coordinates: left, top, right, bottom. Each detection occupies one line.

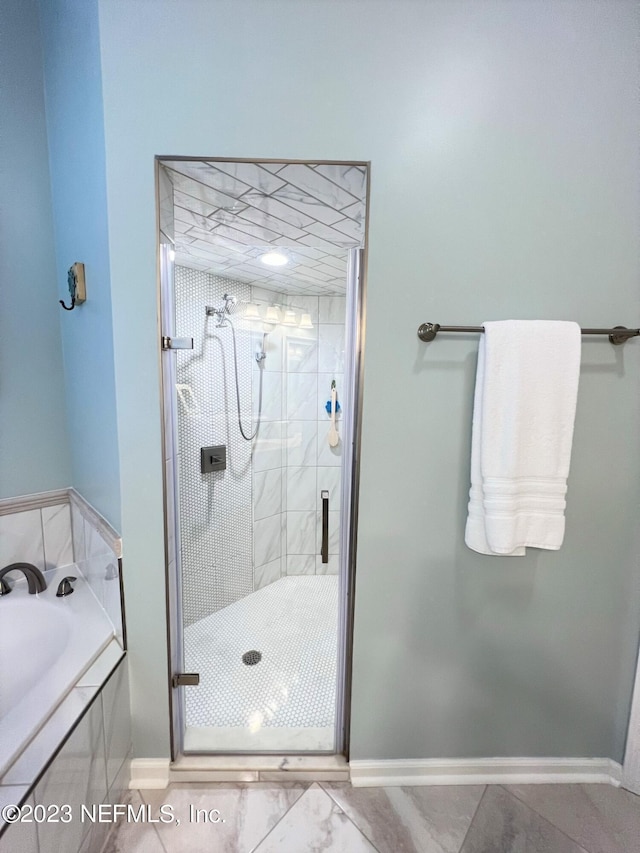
left=0, top=567, right=116, bottom=779
left=0, top=487, right=127, bottom=847
left=0, top=501, right=72, bottom=572
left=69, top=487, right=122, bottom=560
left=69, top=489, right=124, bottom=645
left=0, top=487, right=122, bottom=587
left=0, top=642, right=126, bottom=830
left=104, top=780, right=640, bottom=853
left=0, top=658, right=131, bottom=853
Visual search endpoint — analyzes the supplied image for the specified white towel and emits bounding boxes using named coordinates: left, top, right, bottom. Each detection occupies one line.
left=465, top=320, right=581, bottom=556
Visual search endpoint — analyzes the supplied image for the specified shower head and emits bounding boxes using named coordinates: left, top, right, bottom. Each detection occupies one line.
left=205, top=294, right=240, bottom=326
left=223, top=294, right=239, bottom=314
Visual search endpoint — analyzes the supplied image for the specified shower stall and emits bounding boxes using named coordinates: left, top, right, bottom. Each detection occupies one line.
left=157, top=159, right=368, bottom=756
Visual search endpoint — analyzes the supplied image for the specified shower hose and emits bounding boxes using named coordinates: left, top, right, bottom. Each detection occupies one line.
left=226, top=319, right=264, bottom=441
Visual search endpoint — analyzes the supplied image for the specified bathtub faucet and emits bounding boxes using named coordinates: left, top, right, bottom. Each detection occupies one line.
left=0, top=562, right=47, bottom=595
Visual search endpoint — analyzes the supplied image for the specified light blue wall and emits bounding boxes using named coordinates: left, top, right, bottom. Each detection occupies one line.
left=39, top=0, right=121, bottom=529
left=0, top=0, right=71, bottom=497
left=96, top=0, right=640, bottom=760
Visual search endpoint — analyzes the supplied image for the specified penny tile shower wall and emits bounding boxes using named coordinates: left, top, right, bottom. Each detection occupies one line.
left=175, top=266, right=254, bottom=624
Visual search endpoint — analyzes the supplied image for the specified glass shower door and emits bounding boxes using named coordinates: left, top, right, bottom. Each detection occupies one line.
left=171, top=275, right=349, bottom=753
left=158, top=158, right=368, bottom=756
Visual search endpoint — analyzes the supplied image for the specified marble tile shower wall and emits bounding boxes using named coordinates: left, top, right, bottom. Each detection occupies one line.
left=314, top=295, right=345, bottom=576
left=249, top=287, right=287, bottom=589
left=250, top=289, right=345, bottom=587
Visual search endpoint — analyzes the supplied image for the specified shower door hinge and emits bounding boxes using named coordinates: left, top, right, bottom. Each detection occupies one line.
left=172, top=672, right=200, bottom=688
left=162, top=336, right=194, bottom=350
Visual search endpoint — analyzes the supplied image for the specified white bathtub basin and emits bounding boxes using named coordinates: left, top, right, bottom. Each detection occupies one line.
left=0, top=567, right=115, bottom=776
left=0, top=599, right=73, bottom=719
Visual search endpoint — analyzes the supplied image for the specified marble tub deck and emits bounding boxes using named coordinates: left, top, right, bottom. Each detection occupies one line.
left=104, top=780, right=640, bottom=853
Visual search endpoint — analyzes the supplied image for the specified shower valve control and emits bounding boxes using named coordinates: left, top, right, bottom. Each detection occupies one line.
left=201, top=445, right=227, bottom=473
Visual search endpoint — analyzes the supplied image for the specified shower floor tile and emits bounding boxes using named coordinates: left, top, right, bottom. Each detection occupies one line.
left=183, top=575, right=338, bottom=750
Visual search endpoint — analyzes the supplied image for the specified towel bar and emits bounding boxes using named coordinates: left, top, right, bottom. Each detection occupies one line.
left=417, top=323, right=640, bottom=346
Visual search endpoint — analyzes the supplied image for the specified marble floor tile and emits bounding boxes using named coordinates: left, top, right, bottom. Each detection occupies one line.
left=102, top=791, right=166, bottom=853
left=506, top=783, right=640, bottom=853
left=253, top=783, right=377, bottom=852
left=142, top=782, right=307, bottom=852
left=322, top=782, right=485, bottom=853
left=459, top=786, right=589, bottom=853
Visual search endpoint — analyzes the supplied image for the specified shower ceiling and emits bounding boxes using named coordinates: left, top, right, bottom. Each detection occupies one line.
left=162, top=160, right=367, bottom=295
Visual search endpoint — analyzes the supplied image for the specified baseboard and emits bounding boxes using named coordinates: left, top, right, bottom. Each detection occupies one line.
left=349, top=757, right=623, bottom=787
left=129, top=758, right=171, bottom=789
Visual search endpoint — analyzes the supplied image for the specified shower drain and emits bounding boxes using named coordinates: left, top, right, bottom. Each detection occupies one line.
left=242, top=650, right=262, bottom=666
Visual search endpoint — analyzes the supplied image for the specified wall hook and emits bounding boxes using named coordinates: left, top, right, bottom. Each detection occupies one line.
left=59, top=263, right=86, bottom=311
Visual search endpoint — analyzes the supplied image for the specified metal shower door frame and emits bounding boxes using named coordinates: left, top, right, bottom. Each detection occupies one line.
left=156, top=157, right=369, bottom=761
left=157, top=236, right=185, bottom=761
left=335, top=246, right=367, bottom=757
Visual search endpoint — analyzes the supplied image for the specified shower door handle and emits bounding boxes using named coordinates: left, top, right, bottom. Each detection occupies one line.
left=321, top=490, right=329, bottom=563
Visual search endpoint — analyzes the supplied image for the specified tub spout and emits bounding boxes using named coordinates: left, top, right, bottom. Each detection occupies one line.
left=0, top=562, right=47, bottom=595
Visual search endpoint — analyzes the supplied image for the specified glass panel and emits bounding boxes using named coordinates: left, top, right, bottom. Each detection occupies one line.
left=163, top=160, right=366, bottom=753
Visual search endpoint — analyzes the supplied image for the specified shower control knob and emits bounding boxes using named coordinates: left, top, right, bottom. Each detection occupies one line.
left=201, top=445, right=227, bottom=473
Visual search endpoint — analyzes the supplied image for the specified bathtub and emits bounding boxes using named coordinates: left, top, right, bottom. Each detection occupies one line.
left=0, top=565, right=115, bottom=777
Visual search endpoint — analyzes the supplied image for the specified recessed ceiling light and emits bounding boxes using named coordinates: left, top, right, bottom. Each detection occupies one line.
left=260, top=251, right=289, bottom=267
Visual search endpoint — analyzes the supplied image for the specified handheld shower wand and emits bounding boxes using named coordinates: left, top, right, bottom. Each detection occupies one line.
left=205, top=296, right=265, bottom=441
